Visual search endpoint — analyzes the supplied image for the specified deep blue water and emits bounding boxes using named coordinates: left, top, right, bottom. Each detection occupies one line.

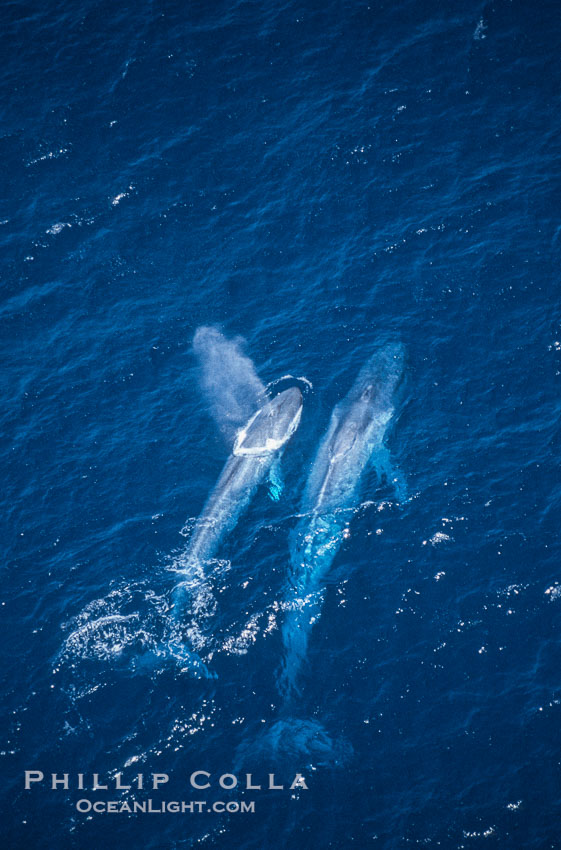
left=2, top=0, right=561, bottom=847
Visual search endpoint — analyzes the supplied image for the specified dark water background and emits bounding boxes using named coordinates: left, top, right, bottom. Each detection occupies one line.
left=2, top=0, right=561, bottom=847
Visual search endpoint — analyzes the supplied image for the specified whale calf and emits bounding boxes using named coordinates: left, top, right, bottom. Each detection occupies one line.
left=281, top=343, right=405, bottom=692
left=173, top=386, right=303, bottom=620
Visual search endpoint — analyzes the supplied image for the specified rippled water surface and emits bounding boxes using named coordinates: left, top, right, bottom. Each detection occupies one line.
left=2, top=0, right=561, bottom=847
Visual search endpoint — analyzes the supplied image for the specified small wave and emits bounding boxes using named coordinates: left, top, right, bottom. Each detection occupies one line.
left=46, top=221, right=71, bottom=236
left=59, top=588, right=160, bottom=665
left=26, top=147, right=70, bottom=166
left=111, top=185, right=134, bottom=206
left=545, top=584, right=561, bottom=601
left=473, top=17, right=487, bottom=40
left=57, top=582, right=212, bottom=678
left=61, top=613, right=154, bottom=662
left=220, top=614, right=261, bottom=655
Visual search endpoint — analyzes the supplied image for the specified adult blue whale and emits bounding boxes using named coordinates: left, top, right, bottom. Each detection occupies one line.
left=172, top=386, right=303, bottom=622
left=281, top=344, right=405, bottom=692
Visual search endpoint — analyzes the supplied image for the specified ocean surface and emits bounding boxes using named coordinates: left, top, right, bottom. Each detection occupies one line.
left=2, top=0, right=561, bottom=847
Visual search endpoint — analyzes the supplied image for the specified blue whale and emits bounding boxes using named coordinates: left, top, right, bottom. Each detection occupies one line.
left=172, top=386, right=303, bottom=622
left=281, top=344, right=405, bottom=692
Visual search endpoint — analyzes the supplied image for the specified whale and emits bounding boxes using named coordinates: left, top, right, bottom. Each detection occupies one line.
left=280, top=343, right=405, bottom=692
left=172, top=386, right=303, bottom=622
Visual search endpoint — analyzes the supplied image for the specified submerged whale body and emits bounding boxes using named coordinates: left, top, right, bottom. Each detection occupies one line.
left=281, top=343, right=405, bottom=692
left=173, top=386, right=303, bottom=620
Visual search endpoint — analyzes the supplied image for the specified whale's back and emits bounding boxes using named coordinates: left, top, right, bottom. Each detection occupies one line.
left=302, top=344, right=405, bottom=514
